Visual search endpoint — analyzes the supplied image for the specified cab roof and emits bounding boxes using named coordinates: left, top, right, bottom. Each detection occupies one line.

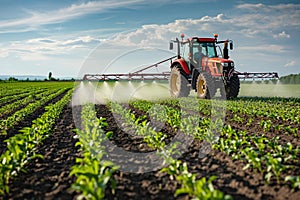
left=188, top=37, right=216, bottom=43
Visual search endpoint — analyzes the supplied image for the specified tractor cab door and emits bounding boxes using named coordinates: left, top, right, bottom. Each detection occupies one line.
left=190, top=43, right=204, bottom=70
left=180, top=42, right=192, bottom=71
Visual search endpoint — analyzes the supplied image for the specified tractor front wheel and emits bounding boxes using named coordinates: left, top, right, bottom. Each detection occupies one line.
left=196, top=72, right=215, bottom=99
left=169, top=66, right=190, bottom=98
left=222, top=74, right=240, bottom=99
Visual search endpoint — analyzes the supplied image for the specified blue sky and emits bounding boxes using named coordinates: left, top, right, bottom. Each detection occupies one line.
left=0, top=0, right=299, bottom=78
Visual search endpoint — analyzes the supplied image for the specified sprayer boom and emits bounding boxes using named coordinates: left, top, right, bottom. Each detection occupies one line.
left=82, top=56, right=175, bottom=81
left=236, top=72, right=279, bottom=80
left=83, top=72, right=170, bottom=81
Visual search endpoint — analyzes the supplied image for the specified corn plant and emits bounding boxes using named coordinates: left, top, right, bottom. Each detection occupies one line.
left=70, top=103, right=118, bottom=200
left=285, top=175, right=300, bottom=189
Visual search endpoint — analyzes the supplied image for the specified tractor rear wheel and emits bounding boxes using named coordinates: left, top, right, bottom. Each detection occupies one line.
left=169, top=66, right=190, bottom=98
left=196, top=72, right=215, bottom=99
left=222, top=74, right=240, bottom=99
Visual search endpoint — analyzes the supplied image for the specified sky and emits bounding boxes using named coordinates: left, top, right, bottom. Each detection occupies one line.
left=0, top=0, right=299, bottom=78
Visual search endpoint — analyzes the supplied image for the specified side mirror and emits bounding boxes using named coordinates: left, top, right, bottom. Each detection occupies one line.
left=169, top=42, right=173, bottom=50
left=230, top=42, right=233, bottom=50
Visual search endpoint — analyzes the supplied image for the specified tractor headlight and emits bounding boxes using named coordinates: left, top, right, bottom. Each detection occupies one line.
left=221, top=62, right=229, bottom=67
left=231, top=62, right=235, bottom=67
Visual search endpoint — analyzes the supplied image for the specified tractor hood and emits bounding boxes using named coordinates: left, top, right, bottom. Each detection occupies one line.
left=208, top=57, right=233, bottom=63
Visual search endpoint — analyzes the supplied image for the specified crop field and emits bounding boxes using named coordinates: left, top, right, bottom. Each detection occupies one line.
left=0, top=81, right=299, bottom=200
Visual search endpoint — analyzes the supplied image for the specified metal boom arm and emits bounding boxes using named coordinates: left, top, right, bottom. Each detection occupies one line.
left=236, top=72, right=279, bottom=80
left=83, top=56, right=175, bottom=81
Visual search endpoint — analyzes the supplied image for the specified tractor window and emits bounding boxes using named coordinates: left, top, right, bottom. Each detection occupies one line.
left=192, top=44, right=203, bottom=64
left=180, top=42, right=192, bottom=69
left=216, top=45, right=223, bottom=57
left=181, top=42, right=190, bottom=61
left=201, top=43, right=217, bottom=58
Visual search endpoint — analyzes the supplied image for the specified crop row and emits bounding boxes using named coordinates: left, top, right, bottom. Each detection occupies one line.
left=0, top=89, right=73, bottom=195
left=0, top=82, right=72, bottom=98
left=0, top=88, right=59, bottom=119
left=70, top=104, right=118, bottom=199
left=213, top=125, right=300, bottom=186
left=129, top=99, right=218, bottom=142
left=0, top=88, right=69, bottom=134
left=110, top=101, right=230, bottom=200
left=0, top=90, right=37, bottom=106
left=230, top=97, right=299, bottom=123
left=160, top=96, right=299, bottom=125
left=161, top=97, right=299, bottom=139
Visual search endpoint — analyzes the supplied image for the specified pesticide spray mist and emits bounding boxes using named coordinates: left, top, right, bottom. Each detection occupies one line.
left=72, top=80, right=171, bottom=106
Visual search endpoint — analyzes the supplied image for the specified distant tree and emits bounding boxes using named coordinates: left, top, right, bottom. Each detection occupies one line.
left=290, top=74, right=296, bottom=84
left=8, top=77, right=18, bottom=82
left=279, top=73, right=300, bottom=84
left=48, top=72, right=52, bottom=80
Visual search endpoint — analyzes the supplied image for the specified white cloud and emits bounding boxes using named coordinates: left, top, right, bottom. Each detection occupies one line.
left=106, top=14, right=231, bottom=48
left=0, top=49, right=9, bottom=58
left=273, top=31, right=290, bottom=39
left=234, top=3, right=300, bottom=37
left=62, top=36, right=103, bottom=45
left=103, top=2, right=300, bottom=48
left=236, top=3, right=300, bottom=13
left=1, top=35, right=102, bottom=60
left=284, top=60, right=296, bottom=67
left=239, top=44, right=287, bottom=53
left=236, top=3, right=265, bottom=10
left=0, top=0, right=145, bottom=32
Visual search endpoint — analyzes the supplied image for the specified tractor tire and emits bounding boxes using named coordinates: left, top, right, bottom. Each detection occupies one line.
left=222, top=74, right=240, bottom=99
left=169, top=66, right=190, bottom=98
left=196, top=72, right=216, bottom=99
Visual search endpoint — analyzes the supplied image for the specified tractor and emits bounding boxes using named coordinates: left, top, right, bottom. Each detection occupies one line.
left=169, top=33, right=239, bottom=99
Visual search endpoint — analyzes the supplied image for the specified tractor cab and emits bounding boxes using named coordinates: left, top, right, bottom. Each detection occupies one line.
left=180, top=38, right=218, bottom=72
left=170, top=34, right=234, bottom=77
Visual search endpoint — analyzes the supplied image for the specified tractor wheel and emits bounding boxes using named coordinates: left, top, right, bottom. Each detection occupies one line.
left=169, top=66, right=190, bottom=98
left=196, top=72, right=215, bottom=99
left=222, top=74, right=240, bottom=99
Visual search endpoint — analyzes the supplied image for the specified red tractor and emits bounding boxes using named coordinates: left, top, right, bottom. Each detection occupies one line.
left=169, top=33, right=239, bottom=99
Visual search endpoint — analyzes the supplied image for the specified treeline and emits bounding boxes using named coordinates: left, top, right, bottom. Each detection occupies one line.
left=241, top=73, right=300, bottom=84
left=279, top=73, right=300, bottom=84
left=0, top=77, right=76, bottom=82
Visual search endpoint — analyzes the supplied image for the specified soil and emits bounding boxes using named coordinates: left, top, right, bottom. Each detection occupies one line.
left=1, top=101, right=300, bottom=200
